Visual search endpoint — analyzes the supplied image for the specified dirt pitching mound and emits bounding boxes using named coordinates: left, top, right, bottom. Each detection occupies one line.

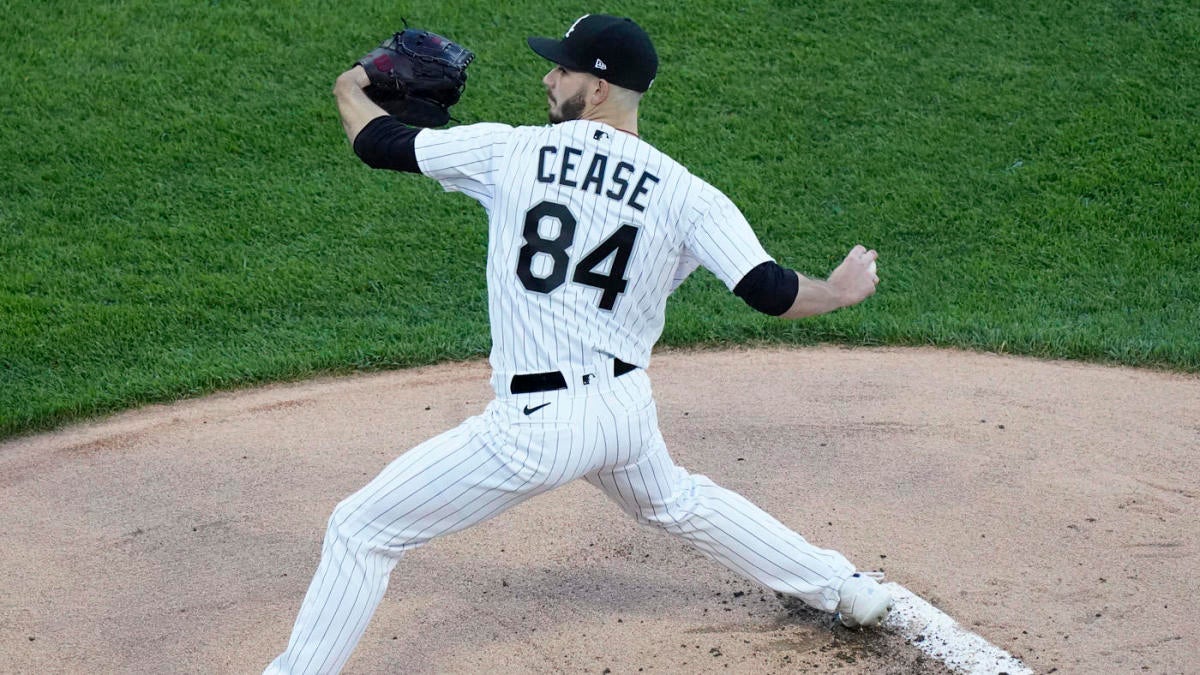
left=2, top=346, right=1197, bottom=673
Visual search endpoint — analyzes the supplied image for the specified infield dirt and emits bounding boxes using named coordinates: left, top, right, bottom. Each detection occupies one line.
left=2, top=346, right=1197, bottom=673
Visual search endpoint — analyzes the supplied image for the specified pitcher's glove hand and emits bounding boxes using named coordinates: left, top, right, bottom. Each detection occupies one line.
left=356, top=28, right=475, bottom=127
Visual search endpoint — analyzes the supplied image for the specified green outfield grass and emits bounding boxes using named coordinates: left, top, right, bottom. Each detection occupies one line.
left=2, top=0, right=1197, bottom=438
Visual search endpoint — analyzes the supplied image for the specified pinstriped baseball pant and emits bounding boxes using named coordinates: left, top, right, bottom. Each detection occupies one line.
left=265, top=369, right=854, bottom=674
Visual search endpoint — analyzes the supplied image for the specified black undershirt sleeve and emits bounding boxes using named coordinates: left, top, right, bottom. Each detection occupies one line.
left=733, top=261, right=800, bottom=316
left=352, top=116, right=422, bottom=173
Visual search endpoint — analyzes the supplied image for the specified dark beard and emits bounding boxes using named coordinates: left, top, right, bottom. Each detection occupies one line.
left=548, top=90, right=586, bottom=124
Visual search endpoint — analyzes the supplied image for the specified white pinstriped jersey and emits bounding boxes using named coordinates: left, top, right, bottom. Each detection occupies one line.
left=414, top=119, right=772, bottom=377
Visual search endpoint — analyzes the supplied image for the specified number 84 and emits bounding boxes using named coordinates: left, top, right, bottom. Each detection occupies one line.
left=515, top=200, right=640, bottom=311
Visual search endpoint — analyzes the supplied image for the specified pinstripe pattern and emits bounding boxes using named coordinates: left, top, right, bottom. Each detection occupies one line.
left=415, top=119, right=773, bottom=379
left=266, top=120, right=856, bottom=674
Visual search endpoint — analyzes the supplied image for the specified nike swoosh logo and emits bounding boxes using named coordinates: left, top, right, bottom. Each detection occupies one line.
left=523, top=402, right=551, bottom=416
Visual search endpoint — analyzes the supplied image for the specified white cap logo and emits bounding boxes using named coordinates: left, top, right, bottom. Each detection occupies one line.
left=594, top=58, right=607, bottom=70
left=565, top=14, right=589, bottom=38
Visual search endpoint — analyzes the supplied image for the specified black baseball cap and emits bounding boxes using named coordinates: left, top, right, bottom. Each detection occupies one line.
left=527, top=14, right=658, bottom=92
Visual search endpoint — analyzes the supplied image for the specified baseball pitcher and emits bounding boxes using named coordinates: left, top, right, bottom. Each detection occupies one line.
left=266, top=15, right=889, bottom=674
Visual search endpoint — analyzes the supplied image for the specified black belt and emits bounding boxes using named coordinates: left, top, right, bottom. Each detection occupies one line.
left=510, top=359, right=638, bottom=395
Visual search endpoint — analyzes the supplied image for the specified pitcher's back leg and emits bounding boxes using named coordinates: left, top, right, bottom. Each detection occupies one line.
left=586, top=431, right=855, bottom=612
